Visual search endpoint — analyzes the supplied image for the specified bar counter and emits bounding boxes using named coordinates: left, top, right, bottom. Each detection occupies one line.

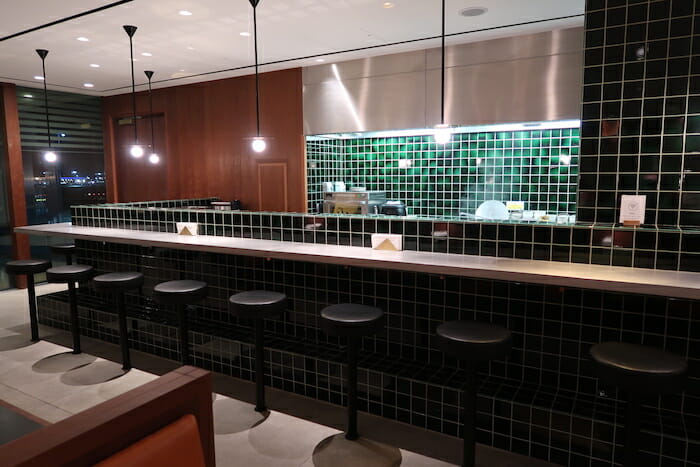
left=16, top=223, right=700, bottom=300
left=15, top=221, right=700, bottom=467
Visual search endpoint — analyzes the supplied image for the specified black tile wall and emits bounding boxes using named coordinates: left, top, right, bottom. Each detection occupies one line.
left=578, top=0, right=700, bottom=227
left=36, top=240, right=699, bottom=467
left=71, top=203, right=700, bottom=273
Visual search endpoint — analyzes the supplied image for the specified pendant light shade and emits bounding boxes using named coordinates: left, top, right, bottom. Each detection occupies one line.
left=36, top=49, right=57, bottom=163
left=144, top=70, right=159, bottom=164
left=248, top=0, right=266, bottom=152
left=123, top=25, right=143, bottom=158
left=433, top=0, right=452, bottom=145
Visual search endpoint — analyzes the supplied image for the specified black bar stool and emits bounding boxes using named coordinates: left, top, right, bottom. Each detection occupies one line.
left=153, top=280, right=207, bottom=365
left=51, top=243, right=76, bottom=265
left=320, top=303, right=384, bottom=440
left=93, top=272, right=144, bottom=370
left=590, top=342, right=687, bottom=467
left=5, top=259, right=52, bottom=341
left=229, top=290, right=287, bottom=412
left=46, top=264, right=95, bottom=354
left=436, top=321, right=512, bottom=467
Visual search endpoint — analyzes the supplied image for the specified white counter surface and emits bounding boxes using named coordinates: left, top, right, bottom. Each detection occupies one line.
left=15, top=223, right=700, bottom=300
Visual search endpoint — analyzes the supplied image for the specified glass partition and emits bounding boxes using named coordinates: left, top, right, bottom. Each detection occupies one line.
left=16, top=86, right=106, bottom=266
left=307, top=120, right=580, bottom=222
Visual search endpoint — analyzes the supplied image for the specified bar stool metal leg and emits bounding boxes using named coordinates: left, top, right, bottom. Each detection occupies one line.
left=26, top=275, right=39, bottom=342
left=346, top=337, right=359, bottom=441
left=68, top=282, right=81, bottom=354
left=177, top=303, right=189, bottom=365
left=116, top=292, right=131, bottom=370
left=624, top=394, right=641, bottom=467
left=254, top=317, right=266, bottom=412
left=462, top=363, right=476, bottom=467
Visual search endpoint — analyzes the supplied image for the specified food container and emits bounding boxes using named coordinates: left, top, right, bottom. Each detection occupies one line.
left=379, top=200, right=407, bottom=216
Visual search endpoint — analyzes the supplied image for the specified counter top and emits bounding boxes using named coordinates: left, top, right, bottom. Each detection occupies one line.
left=16, top=223, right=700, bottom=300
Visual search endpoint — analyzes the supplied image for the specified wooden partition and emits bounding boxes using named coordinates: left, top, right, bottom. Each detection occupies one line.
left=0, top=83, right=30, bottom=287
left=102, top=69, right=306, bottom=213
left=0, top=366, right=215, bottom=467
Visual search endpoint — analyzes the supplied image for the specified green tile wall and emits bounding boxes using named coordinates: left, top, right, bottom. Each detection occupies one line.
left=307, top=127, right=580, bottom=218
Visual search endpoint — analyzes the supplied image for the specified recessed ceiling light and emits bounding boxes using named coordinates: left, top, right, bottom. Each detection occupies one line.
left=83, top=83, right=94, bottom=88
left=316, top=58, right=325, bottom=62
left=179, top=10, right=192, bottom=16
left=186, top=46, right=195, bottom=50
left=240, top=31, right=251, bottom=37
left=34, top=75, right=44, bottom=80
left=89, top=63, right=100, bottom=68
left=141, top=52, right=152, bottom=57
left=383, top=2, right=394, bottom=8
left=76, top=36, right=89, bottom=42
left=459, top=7, right=488, bottom=17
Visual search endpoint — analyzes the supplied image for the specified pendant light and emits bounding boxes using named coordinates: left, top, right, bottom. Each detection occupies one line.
left=123, top=25, right=143, bottom=158
left=36, top=49, right=57, bottom=163
left=248, top=0, right=266, bottom=153
left=433, top=0, right=452, bottom=145
left=144, top=70, right=160, bottom=164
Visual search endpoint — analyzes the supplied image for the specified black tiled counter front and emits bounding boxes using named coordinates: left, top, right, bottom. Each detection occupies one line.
left=19, top=222, right=700, bottom=467
left=70, top=203, right=700, bottom=272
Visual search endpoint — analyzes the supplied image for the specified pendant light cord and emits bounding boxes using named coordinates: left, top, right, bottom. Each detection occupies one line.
left=148, top=77, right=155, bottom=153
left=440, top=0, right=445, bottom=125
left=129, top=34, right=137, bottom=143
left=253, top=4, right=260, bottom=137
left=40, top=57, right=51, bottom=148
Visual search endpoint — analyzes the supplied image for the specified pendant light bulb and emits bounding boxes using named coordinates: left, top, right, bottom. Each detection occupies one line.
left=43, top=151, right=58, bottom=163
left=148, top=153, right=160, bottom=164
left=433, top=0, right=451, bottom=146
left=123, top=25, right=141, bottom=158
left=130, top=144, right=144, bottom=158
left=433, top=123, right=452, bottom=145
left=36, top=49, right=57, bottom=163
left=248, top=0, right=266, bottom=153
left=251, top=137, right=267, bottom=153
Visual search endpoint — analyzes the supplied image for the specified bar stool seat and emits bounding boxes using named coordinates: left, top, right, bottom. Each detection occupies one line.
left=46, top=265, right=94, bottom=283
left=94, top=272, right=144, bottom=371
left=51, top=244, right=76, bottom=265
left=590, top=342, right=687, bottom=467
left=6, top=259, right=52, bottom=275
left=320, top=304, right=384, bottom=338
left=5, top=259, right=52, bottom=342
left=436, top=321, right=512, bottom=360
left=153, top=280, right=207, bottom=304
left=320, top=303, right=384, bottom=441
left=50, top=243, right=75, bottom=254
left=153, top=280, right=207, bottom=365
left=436, top=321, right=512, bottom=467
left=229, top=290, right=286, bottom=318
left=590, top=342, right=687, bottom=393
left=94, top=272, right=144, bottom=291
left=229, top=290, right=287, bottom=412
left=46, top=264, right=94, bottom=354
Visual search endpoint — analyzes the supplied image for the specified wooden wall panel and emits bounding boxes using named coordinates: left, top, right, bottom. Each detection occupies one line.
left=102, top=69, right=305, bottom=212
left=0, top=83, right=30, bottom=287
left=113, top=114, right=168, bottom=202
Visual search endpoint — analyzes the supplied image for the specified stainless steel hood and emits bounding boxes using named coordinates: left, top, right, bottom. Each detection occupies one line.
left=303, top=27, right=583, bottom=135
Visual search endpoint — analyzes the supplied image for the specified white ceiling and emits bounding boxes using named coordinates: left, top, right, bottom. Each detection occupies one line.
left=0, top=0, right=583, bottom=96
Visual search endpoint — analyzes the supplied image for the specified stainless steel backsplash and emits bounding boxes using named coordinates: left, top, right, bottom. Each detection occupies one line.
left=303, top=27, right=583, bottom=135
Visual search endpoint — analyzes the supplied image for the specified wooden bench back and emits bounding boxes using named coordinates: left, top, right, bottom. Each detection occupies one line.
left=0, top=366, right=215, bottom=467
